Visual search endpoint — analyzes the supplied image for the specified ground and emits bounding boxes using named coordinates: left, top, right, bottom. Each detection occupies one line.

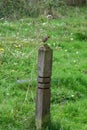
left=0, top=6, right=87, bottom=130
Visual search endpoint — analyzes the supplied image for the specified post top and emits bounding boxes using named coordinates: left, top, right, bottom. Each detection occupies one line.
left=39, top=44, right=52, bottom=52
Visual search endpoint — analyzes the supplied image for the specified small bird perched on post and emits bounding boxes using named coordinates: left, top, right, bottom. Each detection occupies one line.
left=42, top=35, right=50, bottom=43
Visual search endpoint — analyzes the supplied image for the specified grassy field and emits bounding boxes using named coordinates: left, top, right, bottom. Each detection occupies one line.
left=0, top=7, right=87, bottom=130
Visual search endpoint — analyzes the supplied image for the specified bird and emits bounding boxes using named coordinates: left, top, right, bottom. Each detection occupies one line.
left=42, top=35, right=50, bottom=43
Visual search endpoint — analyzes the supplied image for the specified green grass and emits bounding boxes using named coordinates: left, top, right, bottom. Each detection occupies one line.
left=0, top=6, right=87, bottom=130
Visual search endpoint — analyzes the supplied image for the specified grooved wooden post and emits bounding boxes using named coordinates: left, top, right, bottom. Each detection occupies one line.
left=36, top=44, right=53, bottom=130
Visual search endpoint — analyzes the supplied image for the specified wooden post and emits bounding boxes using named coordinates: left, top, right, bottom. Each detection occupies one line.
left=36, top=44, right=53, bottom=130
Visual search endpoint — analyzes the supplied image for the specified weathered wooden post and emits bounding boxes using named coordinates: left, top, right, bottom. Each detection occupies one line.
left=36, top=44, right=53, bottom=130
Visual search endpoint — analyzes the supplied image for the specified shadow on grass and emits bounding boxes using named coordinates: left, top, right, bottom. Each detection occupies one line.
left=28, top=116, right=70, bottom=130
left=46, top=121, right=70, bottom=130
